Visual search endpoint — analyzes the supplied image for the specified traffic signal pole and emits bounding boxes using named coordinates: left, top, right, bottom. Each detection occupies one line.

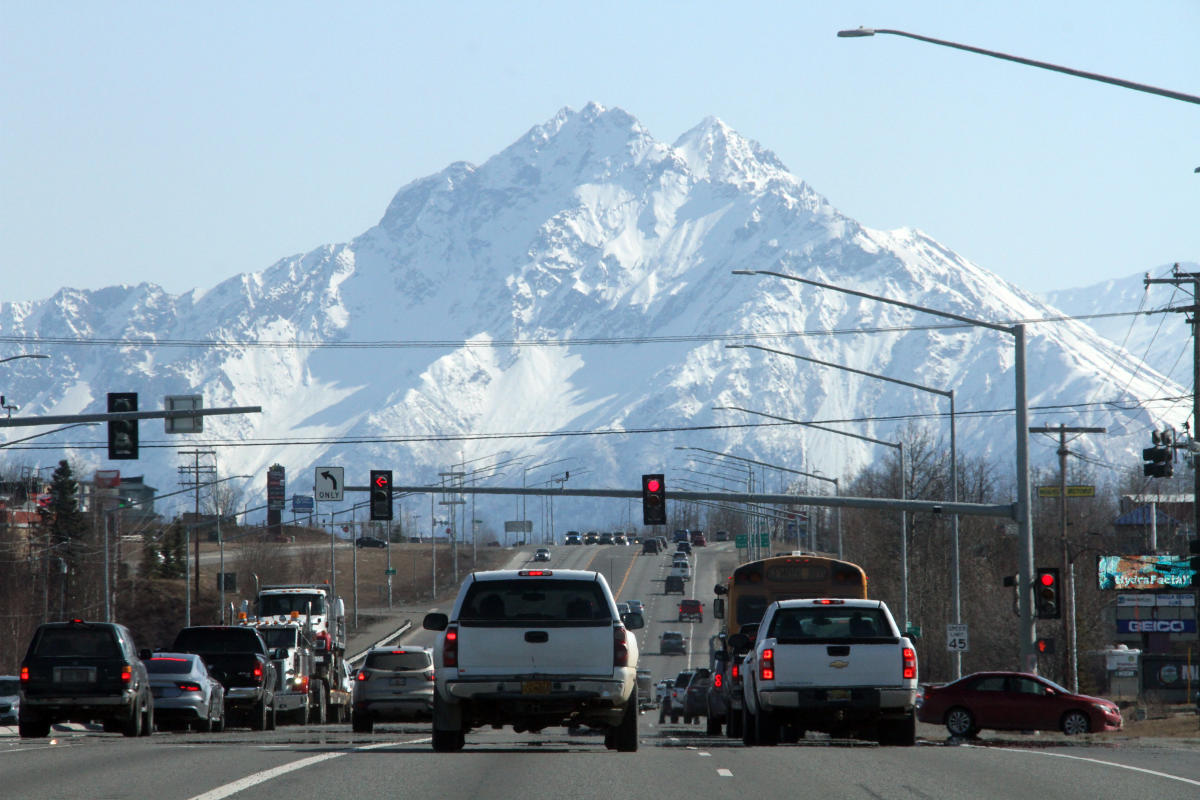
left=1029, top=424, right=1104, bottom=691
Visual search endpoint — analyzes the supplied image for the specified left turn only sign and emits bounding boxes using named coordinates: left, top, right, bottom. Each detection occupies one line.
left=315, top=466, right=344, bottom=502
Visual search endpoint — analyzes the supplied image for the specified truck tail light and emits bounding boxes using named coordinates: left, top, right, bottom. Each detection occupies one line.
left=252, top=663, right=263, bottom=684
left=121, top=665, right=133, bottom=684
left=20, top=666, right=30, bottom=682
left=356, top=670, right=370, bottom=682
left=731, top=663, right=739, bottom=680
left=613, top=626, right=629, bottom=667
left=902, top=647, right=916, bottom=680
left=713, top=672, right=723, bottom=689
left=443, top=626, right=459, bottom=668
left=425, top=670, right=436, bottom=681
left=760, top=648, right=774, bottom=682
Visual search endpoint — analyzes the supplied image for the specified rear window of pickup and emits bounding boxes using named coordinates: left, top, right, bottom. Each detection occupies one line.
left=767, top=608, right=894, bottom=643
left=459, top=579, right=611, bottom=626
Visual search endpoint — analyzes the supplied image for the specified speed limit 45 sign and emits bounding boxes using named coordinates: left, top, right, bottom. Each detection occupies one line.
left=946, top=623, right=969, bottom=653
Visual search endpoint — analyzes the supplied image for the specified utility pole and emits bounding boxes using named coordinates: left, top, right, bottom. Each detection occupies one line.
left=1145, top=264, right=1200, bottom=539
left=1029, top=424, right=1105, bottom=691
left=178, top=449, right=216, bottom=612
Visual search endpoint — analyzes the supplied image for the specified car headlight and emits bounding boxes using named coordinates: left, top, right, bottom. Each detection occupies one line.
left=1091, top=702, right=1112, bottom=713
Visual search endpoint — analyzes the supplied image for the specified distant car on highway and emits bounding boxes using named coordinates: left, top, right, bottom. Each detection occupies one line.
left=0, top=675, right=19, bottom=724
left=564, top=532, right=582, bottom=545
left=659, top=631, right=687, bottom=655
left=533, top=548, right=551, bottom=562
left=356, top=536, right=387, bottom=549
left=917, top=671, right=1123, bottom=737
left=678, top=599, right=703, bottom=622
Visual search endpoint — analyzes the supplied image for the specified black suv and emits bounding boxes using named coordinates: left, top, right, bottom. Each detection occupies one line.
left=18, top=619, right=154, bottom=738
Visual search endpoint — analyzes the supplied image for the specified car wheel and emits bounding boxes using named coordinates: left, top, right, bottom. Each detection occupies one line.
left=431, top=694, right=464, bottom=752
left=140, top=699, right=154, bottom=736
left=250, top=698, right=268, bottom=731
left=1061, top=710, right=1090, bottom=735
left=945, top=706, right=975, bottom=738
left=741, top=705, right=758, bottom=746
left=313, top=685, right=327, bottom=725
left=122, top=701, right=142, bottom=737
left=613, top=689, right=639, bottom=752
left=755, top=708, right=778, bottom=746
left=266, top=701, right=277, bottom=731
left=18, top=712, right=50, bottom=739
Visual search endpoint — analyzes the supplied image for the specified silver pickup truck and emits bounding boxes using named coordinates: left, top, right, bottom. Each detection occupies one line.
left=733, top=598, right=918, bottom=746
left=423, top=568, right=645, bottom=752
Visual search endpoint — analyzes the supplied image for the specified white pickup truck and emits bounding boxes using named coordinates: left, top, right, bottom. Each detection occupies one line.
left=732, top=598, right=918, bottom=746
left=423, top=568, right=644, bottom=752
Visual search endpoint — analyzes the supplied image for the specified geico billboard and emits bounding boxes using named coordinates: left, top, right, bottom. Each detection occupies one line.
left=1097, top=555, right=1195, bottom=590
left=1116, top=619, right=1197, bottom=634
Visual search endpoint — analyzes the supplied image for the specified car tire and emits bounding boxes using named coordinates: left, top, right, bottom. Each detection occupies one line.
left=122, top=701, right=142, bottom=737
left=613, top=689, right=639, bottom=752
left=742, top=705, right=758, bottom=746
left=250, top=698, right=268, bottom=731
left=140, top=698, right=154, bottom=737
left=431, top=694, right=465, bottom=752
left=879, top=713, right=916, bottom=746
left=266, top=701, right=277, bottom=731
left=755, top=707, right=779, bottom=746
left=352, top=713, right=373, bottom=733
left=945, top=706, right=975, bottom=738
left=313, top=685, right=327, bottom=725
left=18, top=712, right=50, bottom=739
left=1061, top=710, right=1090, bottom=735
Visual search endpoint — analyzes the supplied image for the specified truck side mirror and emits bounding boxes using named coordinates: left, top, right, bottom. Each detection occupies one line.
left=423, top=612, right=448, bottom=631
left=713, top=597, right=725, bottom=620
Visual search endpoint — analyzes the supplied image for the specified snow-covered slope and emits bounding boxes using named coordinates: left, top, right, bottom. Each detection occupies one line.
left=0, top=103, right=1182, bottom=528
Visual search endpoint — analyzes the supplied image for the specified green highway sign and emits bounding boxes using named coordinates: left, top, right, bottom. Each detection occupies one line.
left=384, top=568, right=397, bottom=575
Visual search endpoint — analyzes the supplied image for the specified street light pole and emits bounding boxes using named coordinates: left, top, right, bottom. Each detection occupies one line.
left=732, top=268, right=1034, bottom=669
left=728, top=342, right=961, bottom=675
left=836, top=27, right=1200, bottom=107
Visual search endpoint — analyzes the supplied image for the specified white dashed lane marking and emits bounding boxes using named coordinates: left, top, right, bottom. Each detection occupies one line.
left=717, top=768, right=733, bottom=777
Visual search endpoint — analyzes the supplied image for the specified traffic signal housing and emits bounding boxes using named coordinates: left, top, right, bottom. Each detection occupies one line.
left=107, top=392, right=138, bottom=460
left=1142, top=445, right=1173, bottom=477
left=1035, top=637, right=1056, bottom=655
left=369, top=469, right=393, bottom=521
left=641, top=474, right=666, bottom=526
left=1035, top=566, right=1061, bottom=619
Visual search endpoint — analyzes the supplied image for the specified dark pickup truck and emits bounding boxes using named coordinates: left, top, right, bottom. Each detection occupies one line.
left=171, top=626, right=279, bottom=730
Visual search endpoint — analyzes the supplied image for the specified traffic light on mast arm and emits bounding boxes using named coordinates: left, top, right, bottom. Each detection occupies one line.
left=1034, top=567, right=1061, bottom=619
left=107, top=392, right=138, bottom=460
left=369, top=470, right=393, bottom=521
left=641, top=474, right=667, bottom=526
left=1142, top=429, right=1174, bottom=477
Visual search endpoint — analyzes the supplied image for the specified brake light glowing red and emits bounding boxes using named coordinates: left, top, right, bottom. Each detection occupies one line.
left=20, top=667, right=29, bottom=682
left=902, top=647, right=917, bottom=680
left=177, top=682, right=202, bottom=692
left=443, top=626, right=459, bottom=668
left=519, top=570, right=552, bottom=576
left=731, top=663, right=739, bottom=679
left=814, top=599, right=844, bottom=605
left=121, top=665, right=133, bottom=683
left=760, top=648, right=775, bottom=681
left=425, top=670, right=435, bottom=681
left=252, top=663, right=263, bottom=683
left=357, top=670, right=369, bottom=682
left=713, top=673, right=723, bottom=688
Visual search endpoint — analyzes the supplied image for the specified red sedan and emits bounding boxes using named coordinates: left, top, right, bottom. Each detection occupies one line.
left=917, top=671, right=1122, bottom=737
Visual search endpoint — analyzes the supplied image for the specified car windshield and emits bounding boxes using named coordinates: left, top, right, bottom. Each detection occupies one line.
left=259, top=628, right=299, bottom=649
left=259, top=593, right=325, bottom=616
left=460, top=579, right=611, bottom=623
left=146, top=656, right=196, bottom=675
left=0, top=678, right=19, bottom=694
left=33, top=628, right=120, bottom=658
left=365, top=651, right=431, bottom=671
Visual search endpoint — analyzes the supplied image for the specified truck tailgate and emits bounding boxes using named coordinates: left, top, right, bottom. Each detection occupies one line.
left=457, top=624, right=613, bottom=677
left=770, top=642, right=903, bottom=687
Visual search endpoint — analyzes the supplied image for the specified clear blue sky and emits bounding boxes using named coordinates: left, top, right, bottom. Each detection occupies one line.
left=3, top=1, right=1196, bottom=303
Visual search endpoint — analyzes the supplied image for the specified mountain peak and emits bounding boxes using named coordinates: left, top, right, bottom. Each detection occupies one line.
left=672, top=115, right=790, bottom=189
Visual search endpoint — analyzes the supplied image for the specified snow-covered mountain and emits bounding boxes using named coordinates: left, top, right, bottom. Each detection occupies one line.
left=0, top=103, right=1183, bottom=530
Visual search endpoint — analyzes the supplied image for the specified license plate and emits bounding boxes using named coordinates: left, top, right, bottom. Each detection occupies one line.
left=522, top=680, right=551, bottom=695
left=55, top=667, right=95, bottom=684
left=827, top=689, right=851, bottom=702
left=389, top=677, right=407, bottom=686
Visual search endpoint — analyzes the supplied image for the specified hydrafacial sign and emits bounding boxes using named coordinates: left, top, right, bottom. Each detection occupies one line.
left=1097, top=555, right=1195, bottom=590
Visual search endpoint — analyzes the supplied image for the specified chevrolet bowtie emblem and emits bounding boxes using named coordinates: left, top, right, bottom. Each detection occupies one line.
left=829, top=660, right=849, bottom=669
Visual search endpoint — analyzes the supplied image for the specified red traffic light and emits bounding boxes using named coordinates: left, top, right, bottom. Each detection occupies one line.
left=646, top=478, right=661, bottom=493
left=1039, top=572, right=1056, bottom=587
left=374, top=474, right=389, bottom=488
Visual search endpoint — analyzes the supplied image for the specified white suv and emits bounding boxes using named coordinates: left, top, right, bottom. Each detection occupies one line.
left=423, top=569, right=644, bottom=752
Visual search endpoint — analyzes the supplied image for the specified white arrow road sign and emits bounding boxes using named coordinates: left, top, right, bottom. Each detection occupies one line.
left=315, top=466, right=344, bottom=502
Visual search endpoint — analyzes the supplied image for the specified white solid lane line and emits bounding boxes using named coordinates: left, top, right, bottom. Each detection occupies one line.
left=188, top=739, right=429, bottom=800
